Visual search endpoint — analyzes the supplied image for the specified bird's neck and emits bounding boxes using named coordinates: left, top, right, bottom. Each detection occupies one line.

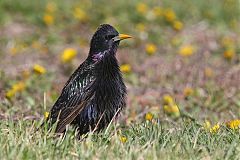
left=87, top=49, right=120, bottom=79
left=95, top=54, right=120, bottom=79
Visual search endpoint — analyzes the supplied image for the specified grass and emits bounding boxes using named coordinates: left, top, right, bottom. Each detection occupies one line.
left=0, top=0, right=240, bottom=159
left=1, top=120, right=240, bottom=159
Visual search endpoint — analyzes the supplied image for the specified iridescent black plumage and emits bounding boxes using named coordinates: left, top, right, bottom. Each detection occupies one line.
left=47, top=24, right=131, bottom=135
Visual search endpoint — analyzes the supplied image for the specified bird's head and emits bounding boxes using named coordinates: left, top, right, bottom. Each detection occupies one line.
left=89, top=24, right=131, bottom=61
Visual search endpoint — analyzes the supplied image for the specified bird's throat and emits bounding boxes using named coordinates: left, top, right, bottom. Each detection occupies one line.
left=95, top=54, right=120, bottom=79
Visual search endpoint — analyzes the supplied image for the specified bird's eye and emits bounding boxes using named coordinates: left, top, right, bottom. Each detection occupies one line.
left=105, top=35, right=115, bottom=40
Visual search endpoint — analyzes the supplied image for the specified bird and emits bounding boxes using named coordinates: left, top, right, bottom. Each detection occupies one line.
left=46, top=24, right=132, bottom=135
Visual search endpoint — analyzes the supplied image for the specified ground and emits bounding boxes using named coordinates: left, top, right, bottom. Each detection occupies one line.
left=0, top=0, right=240, bottom=159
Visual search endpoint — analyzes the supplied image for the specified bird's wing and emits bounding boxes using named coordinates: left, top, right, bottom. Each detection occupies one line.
left=55, top=83, right=95, bottom=133
left=49, top=61, right=96, bottom=133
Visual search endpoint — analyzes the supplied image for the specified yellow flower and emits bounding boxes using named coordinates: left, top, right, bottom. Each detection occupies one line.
left=136, top=2, right=148, bottom=14
left=179, top=45, right=195, bottom=57
left=163, top=8, right=176, bottom=22
left=172, top=20, right=183, bottom=31
left=210, top=124, right=220, bottom=133
left=43, top=14, right=54, bottom=26
left=153, top=6, right=163, bottom=17
left=12, top=81, right=25, bottom=92
left=46, top=2, right=57, bottom=13
left=6, top=81, right=26, bottom=99
left=73, top=7, right=88, bottom=22
left=44, top=112, right=50, bottom=120
left=171, top=105, right=180, bottom=115
left=223, top=49, right=235, bottom=60
left=183, top=87, right=194, bottom=97
left=120, top=64, right=131, bottom=73
left=6, top=89, right=15, bottom=99
left=61, top=48, right=77, bottom=63
left=145, top=112, right=153, bottom=121
left=203, top=120, right=211, bottom=131
left=204, top=67, right=214, bottom=78
left=163, top=104, right=180, bottom=117
left=145, top=43, right=157, bottom=55
left=120, top=136, right=127, bottom=143
left=163, top=94, right=174, bottom=105
left=136, top=23, right=146, bottom=32
left=33, top=64, right=46, bottom=74
left=226, top=119, right=240, bottom=130
left=163, top=105, right=171, bottom=113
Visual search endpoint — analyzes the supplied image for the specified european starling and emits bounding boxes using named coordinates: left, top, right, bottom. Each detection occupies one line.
left=47, top=24, right=132, bottom=135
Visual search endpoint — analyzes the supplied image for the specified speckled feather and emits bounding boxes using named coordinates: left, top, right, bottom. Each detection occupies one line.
left=47, top=24, right=127, bottom=135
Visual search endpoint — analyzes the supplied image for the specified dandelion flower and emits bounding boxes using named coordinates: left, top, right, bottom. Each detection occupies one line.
left=226, top=119, right=240, bottom=130
left=145, top=43, right=157, bottom=55
left=163, top=105, right=171, bottom=113
left=210, top=124, right=220, bottom=133
left=183, top=87, right=194, bottom=97
left=163, top=94, right=174, bottom=105
left=164, top=8, right=176, bottom=22
left=120, top=64, right=131, bottom=73
left=73, top=7, right=88, bottom=22
left=12, top=81, right=25, bottom=92
left=44, top=112, right=50, bottom=120
left=120, top=136, right=127, bottom=143
left=33, top=64, right=46, bottom=74
left=179, top=45, right=195, bottom=57
left=203, top=120, right=211, bottom=131
left=43, top=14, right=54, bottom=26
left=136, top=2, right=148, bottom=14
left=223, top=49, right=235, bottom=60
left=6, top=81, right=26, bottom=99
left=145, top=112, right=153, bottom=121
left=172, top=20, right=183, bottom=31
left=171, top=104, right=180, bottom=114
left=163, top=104, right=180, bottom=117
left=6, top=90, right=15, bottom=99
left=61, top=48, right=77, bottom=63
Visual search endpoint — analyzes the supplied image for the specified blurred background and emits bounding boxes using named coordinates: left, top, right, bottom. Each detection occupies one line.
left=0, top=0, right=240, bottom=124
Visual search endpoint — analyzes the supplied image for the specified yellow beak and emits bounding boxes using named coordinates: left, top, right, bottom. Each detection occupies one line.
left=113, top=34, right=132, bottom=42
left=119, top=34, right=132, bottom=40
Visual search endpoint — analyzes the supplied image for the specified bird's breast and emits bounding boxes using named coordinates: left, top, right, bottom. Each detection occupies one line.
left=92, top=56, right=127, bottom=118
left=94, top=75, right=126, bottom=109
